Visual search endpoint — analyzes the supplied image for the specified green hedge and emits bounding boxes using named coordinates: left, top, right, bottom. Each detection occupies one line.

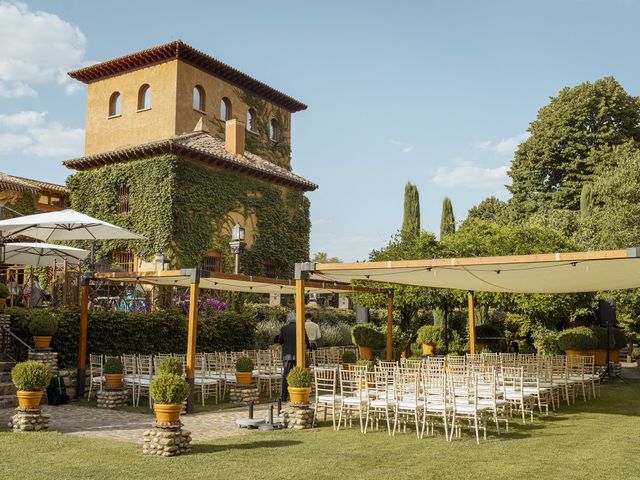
left=7, top=307, right=256, bottom=369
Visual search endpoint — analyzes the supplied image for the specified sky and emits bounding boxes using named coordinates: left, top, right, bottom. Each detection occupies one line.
left=1, top=0, right=639, bottom=261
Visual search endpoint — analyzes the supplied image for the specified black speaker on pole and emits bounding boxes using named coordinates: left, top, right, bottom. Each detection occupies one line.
left=598, top=299, right=617, bottom=327
left=356, top=306, right=370, bottom=324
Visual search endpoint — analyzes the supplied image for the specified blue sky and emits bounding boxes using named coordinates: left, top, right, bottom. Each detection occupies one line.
left=1, top=0, right=639, bottom=261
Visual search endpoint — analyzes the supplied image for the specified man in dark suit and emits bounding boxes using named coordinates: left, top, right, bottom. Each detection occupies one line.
left=279, top=312, right=310, bottom=401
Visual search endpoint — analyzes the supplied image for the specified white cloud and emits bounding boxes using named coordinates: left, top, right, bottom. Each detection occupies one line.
left=0, top=1, right=87, bottom=97
left=388, top=138, right=415, bottom=153
left=432, top=164, right=509, bottom=190
left=475, top=132, right=530, bottom=155
left=0, top=110, right=83, bottom=157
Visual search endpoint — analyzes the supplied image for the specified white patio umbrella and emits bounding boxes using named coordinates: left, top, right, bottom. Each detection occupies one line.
left=3, top=242, right=90, bottom=267
left=0, top=208, right=144, bottom=241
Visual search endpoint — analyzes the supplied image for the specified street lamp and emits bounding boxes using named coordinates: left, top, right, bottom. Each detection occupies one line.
left=229, top=223, right=246, bottom=274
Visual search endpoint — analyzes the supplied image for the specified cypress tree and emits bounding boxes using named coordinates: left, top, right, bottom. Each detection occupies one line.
left=580, top=183, right=593, bottom=219
left=440, top=197, right=456, bottom=238
left=401, top=182, right=420, bottom=241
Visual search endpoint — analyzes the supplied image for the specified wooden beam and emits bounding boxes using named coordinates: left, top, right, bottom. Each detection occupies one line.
left=185, top=274, right=200, bottom=414
left=295, top=277, right=306, bottom=368
left=386, top=289, right=394, bottom=361
left=76, top=276, right=90, bottom=399
left=468, top=291, right=476, bottom=355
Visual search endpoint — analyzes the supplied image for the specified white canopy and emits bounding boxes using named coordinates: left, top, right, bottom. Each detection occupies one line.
left=0, top=209, right=144, bottom=241
left=4, top=242, right=89, bottom=267
left=312, top=248, right=640, bottom=293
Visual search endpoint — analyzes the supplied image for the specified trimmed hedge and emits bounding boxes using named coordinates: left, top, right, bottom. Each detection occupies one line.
left=556, top=327, right=597, bottom=351
left=7, top=307, right=256, bottom=369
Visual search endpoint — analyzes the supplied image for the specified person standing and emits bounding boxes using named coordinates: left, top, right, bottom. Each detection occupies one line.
left=304, top=312, right=322, bottom=350
left=279, top=312, right=310, bottom=401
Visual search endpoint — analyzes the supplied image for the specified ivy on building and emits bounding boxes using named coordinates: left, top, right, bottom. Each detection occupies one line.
left=67, top=154, right=311, bottom=277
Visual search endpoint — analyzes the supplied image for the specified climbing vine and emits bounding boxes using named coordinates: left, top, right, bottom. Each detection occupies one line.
left=67, top=154, right=310, bottom=277
left=4, top=191, right=37, bottom=218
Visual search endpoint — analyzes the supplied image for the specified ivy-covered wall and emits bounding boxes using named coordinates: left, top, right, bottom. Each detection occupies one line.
left=0, top=190, right=37, bottom=218
left=67, top=155, right=311, bottom=277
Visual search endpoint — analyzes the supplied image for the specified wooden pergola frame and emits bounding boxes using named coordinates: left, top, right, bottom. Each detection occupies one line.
left=76, top=268, right=391, bottom=412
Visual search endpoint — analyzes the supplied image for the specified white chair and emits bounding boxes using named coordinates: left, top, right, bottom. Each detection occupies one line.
left=448, top=372, right=490, bottom=444
left=313, top=366, right=341, bottom=429
left=393, top=367, right=425, bottom=438
left=87, top=354, right=104, bottom=400
left=365, top=366, right=396, bottom=435
left=338, top=368, right=369, bottom=433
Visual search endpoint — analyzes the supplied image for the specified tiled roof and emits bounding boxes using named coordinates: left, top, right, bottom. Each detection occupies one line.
left=63, top=132, right=318, bottom=192
left=68, top=40, right=307, bottom=113
left=0, top=173, right=40, bottom=193
left=15, top=177, right=69, bottom=195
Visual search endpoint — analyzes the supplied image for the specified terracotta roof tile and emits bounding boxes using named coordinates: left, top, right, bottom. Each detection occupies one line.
left=15, top=176, right=69, bottom=195
left=68, top=40, right=307, bottom=112
left=63, top=132, right=318, bottom=192
left=0, top=173, right=40, bottom=193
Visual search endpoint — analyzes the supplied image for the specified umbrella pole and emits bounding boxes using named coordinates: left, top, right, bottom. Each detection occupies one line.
left=76, top=274, right=91, bottom=399
left=468, top=291, right=476, bottom=354
left=186, top=269, right=200, bottom=414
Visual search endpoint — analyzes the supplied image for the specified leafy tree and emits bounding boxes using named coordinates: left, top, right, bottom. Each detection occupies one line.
left=311, top=252, right=341, bottom=263
left=464, top=196, right=511, bottom=227
left=440, top=197, right=456, bottom=238
left=579, top=183, right=593, bottom=220
left=508, top=77, right=640, bottom=215
left=401, top=182, right=421, bottom=241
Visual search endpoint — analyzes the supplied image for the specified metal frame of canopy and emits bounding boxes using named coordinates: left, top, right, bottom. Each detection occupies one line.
left=298, top=247, right=640, bottom=357
left=79, top=268, right=391, bottom=412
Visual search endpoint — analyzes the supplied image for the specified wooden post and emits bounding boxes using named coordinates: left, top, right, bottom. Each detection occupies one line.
left=295, top=277, right=306, bottom=368
left=386, top=289, right=394, bottom=361
left=186, top=269, right=200, bottom=414
left=468, top=291, right=476, bottom=354
left=76, top=274, right=91, bottom=399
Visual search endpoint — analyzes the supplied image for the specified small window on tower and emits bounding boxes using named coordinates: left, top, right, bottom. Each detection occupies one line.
left=109, top=92, right=122, bottom=117
left=117, top=184, right=130, bottom=213
left=220, top=97, right=232, bottom=121
left=269, top=119, right=280, bottom=142
left=201, top=252, right=221, bottom=272
left=193, top=85, right=206, bottom=112
left=138, top=84, right=151, bottom=110
left=247, top=108, right=257, bottom=132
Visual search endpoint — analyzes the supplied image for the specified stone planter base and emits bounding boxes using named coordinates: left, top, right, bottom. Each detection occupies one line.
left=97, top=388, right=128, bottom=409
left=230, top=383, right=259, bottom=405
left=143, top=422, right=192, bottom=457
left=282, top=404, right=314, bottom=429
left=28, top=351, right=58, bottom=376
left=8, top=407, right=50, bottom=432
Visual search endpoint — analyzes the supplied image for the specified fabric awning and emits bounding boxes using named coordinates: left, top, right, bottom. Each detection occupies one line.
left=311, top=248, right=640, bottom=293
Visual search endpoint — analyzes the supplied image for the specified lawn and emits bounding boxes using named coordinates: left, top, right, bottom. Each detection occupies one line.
left=1, top=380, right=639, bottom=480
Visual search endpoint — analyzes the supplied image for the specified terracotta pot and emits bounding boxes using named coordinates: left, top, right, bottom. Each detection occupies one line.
left=421, top=343, right=435, bottom=356
left=476, top=343, right=490, bottom=352
left=235, top=371, right=253, bottom=385
left=591, top=349, right=607, bottom=365
left=0, top=298, right=6, bottom=312
left=288, top=386, right=311, bottom=404
left=342, top=363, right=354, bottom=370
left=104, top=373, right=124, bottom=389
left=610, top=350, right=620, bottom=363
left=564, top=349, right=589, bottom=358
left=153, top=403, right=182, bottom=424
left=33, top=336, right=52, bottom=350
left=358, top=346, right=373, bottom=360
left=17, top=390, right=43, bottom=409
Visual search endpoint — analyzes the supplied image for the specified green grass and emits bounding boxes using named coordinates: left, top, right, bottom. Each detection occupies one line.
left=2, top=380, right=640, bottom=480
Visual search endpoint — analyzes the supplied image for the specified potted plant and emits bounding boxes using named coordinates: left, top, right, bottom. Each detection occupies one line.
left=632, top=347, right=640, bottom=367
left=556, top=327, right=597, bottom=357
left=104, top=357, right=124, bottom=389
left=235, top=356, right=254, bottom=385
left=305, top=352, right=313, bottom=372
left=0, top=283, right=9, bottom=312
left=351, top=324, right=385, bottom=360
left=474, top=324, right=501, bottom=352
left=28, top=310, right=58, bottom=350
left=341, top=350, right=357, bottom=369
left=149, top=373, right=189, bottom=424
left=416, top=325, right=442, bottom=355
left=287, top=366, right=312, bottom=404
left=158, top=357, right=184, bottom=376
left=11, top=360, right=52, bottom=409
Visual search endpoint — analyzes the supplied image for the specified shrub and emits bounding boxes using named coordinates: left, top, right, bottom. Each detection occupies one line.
left=318, top=322, right=352, bottom=347
left=287, top=366, right=311, bottom=388
left=475, top=323, right=501, bottom=339
left=532, top=327, right=561, bottom=355
left=342, top=351, right=357, bottom=364
left=158, top=357, right=183, bottom=376
left=351, top=324, right=385, bottom=349
left=592, top=326, right=626, bottom=350
left=357, top=359, right=373, bottom=371
left=254, top=319, right=283, bottom=349
left=632, top=347, right=640, bottom=359
left=11, top=360, right=52, bottom=391
left=236, top=356, right=254, bottom=372
left=305, top=352, right=313, bottom=367
left=150, top=373, right=189, bottom=404
left=28, top=310, right=58, bottom=336
left=103, top=357, right=123, bottom=374
left=416, top=325, right=442, bottom=345
left=0, top=283, right=9, bottom=299
left=556, top=327, right=598, bottom=351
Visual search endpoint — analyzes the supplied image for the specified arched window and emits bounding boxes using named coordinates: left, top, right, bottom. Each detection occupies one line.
left=137, top=84, right=151, bottom=110
left=108, top=92, right=122, bottom=117
left=192, top=85, right=206, bottom=112
left=220, top=97, right=232, bottom=121
left=269, top=118, right=280, bottom=142
left=247, top=108, right=256, bottom=132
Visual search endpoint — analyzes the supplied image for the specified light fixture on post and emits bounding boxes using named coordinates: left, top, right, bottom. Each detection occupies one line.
left=0, top=205, right=5, bottom=264
left=229, top=223, right=246, bottom=275
left=156, top=252, right=170, bottom=272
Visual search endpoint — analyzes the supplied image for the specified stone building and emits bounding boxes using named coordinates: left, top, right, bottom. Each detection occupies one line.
left=63, top=41, right=316, bottom=277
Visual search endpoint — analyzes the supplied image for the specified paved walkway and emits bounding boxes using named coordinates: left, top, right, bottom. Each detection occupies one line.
left=1, top=403, right=274, bottom=444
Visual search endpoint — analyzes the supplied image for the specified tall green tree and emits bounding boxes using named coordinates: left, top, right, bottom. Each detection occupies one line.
left=311, top=252, right=341, bottom=263
left=508, top=77, right=640, bottom=215
left=440, top=197, right=456, bottom=238
left=464, top=196, right=510, bottom=227
left=579, top=183, right=593, bottom=220
left=401, top=182, right=420, bottom=241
